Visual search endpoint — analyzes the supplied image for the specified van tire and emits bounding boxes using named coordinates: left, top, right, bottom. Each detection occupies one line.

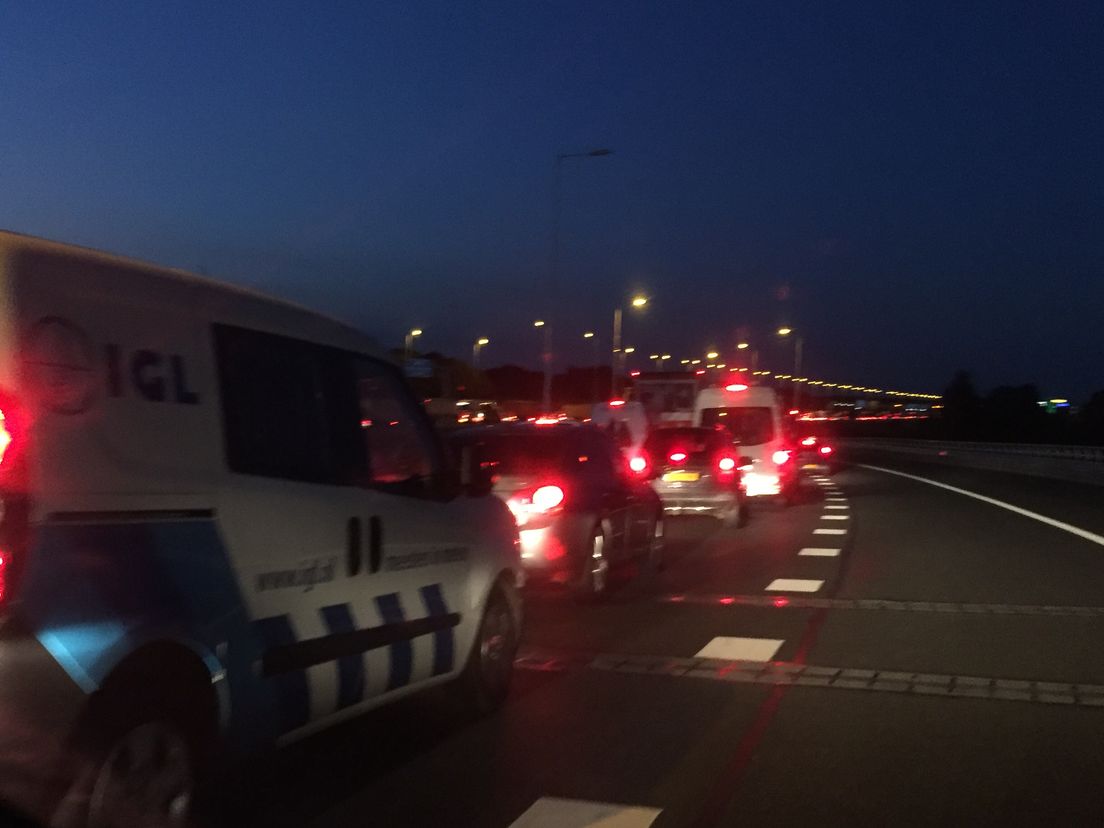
left=54, top=680, right=212, bottom=828
left=457, top=585, right=518, bottom=716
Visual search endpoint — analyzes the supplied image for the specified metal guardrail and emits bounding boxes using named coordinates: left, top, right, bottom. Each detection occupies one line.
left=842, top=438, right=1104, bottom=486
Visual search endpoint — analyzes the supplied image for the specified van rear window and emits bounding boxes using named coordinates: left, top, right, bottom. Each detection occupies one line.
left=213, top=325, right=361, bottom=484
left=699, top=407, right=774, bottom=445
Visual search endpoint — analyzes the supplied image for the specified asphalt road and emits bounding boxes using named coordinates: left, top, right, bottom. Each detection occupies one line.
left=222, top=454, right=1104, bottom=827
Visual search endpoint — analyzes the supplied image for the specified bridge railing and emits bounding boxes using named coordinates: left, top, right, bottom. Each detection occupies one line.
left=841, top=438, right=1104, bottom=486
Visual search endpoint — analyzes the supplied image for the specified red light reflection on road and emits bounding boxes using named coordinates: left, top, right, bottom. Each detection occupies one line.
left=772, top=597, right=790, bottom=608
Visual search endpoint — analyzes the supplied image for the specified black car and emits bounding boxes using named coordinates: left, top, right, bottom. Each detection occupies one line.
left=450, top=421, right=664, bottom=597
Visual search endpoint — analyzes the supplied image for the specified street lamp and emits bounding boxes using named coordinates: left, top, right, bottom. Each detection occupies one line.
left=404, top=328, right=423, bottom=361
left=472, top=337, right=489, bottom=367
left=611, top=294, right=649, bottom=396
left=737, top=342, right=749, bottom=350
left=706, top=350, right=720, bottom=360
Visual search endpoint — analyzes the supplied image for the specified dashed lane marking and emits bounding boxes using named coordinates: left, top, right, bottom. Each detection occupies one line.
left=814, top=528, right=847, bottom=535
left=799, top=547, right=841, bottom=557
left=509, top=797, right=662, bottom=827
left=696, top=636, right=783, bottom=661
left=859, top=464, right=1104, bottom=549
left=820, top=514, right=849, bottom=520
left=659, top=592, right=1104, bottom=617
left=825, top=504, right=849, bottom=510
left=515, top=648, right=1104, bottom=709
left=766, top=578, right=824, bottom=593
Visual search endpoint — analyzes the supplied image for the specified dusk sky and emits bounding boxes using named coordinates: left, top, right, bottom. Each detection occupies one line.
left=2, top=1, right=1101, bottom=398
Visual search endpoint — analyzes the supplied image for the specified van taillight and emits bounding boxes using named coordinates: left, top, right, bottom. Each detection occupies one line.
left=0, top=396, right=30, bottom=607
left=0, top=411, right=11, bottom=467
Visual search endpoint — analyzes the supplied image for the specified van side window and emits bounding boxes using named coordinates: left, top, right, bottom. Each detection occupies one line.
left=213, top=325, right=362, bottom=484
left=356, top=359, right=440, bottom=494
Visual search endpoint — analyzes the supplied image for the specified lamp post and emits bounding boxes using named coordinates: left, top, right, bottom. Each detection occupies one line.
left=778, top=327, right=804, bottom=410
left=404, top=328, right=423, bottom=362
left=472, top=337, right=489, bottom=368
left=611, top=294, right=648, bottom=396
left=548, top=148, right=613, bottom=413
left=583, top=332, right=599, bottom=402
left=534, top=321, right=551, bottom=410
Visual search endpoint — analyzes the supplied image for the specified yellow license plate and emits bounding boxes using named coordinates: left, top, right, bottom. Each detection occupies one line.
left=664, top=471, right=701, bottom=482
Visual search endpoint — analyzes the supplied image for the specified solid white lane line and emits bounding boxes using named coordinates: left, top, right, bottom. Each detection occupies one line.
left=820, top=514, right=850, bottom=520
left=800, top=547, right=841, bottom=557
left=696, top=636, right=783, bottom=661
left=510, top=797, right=662, bottom=828
left=858, top=464, right=1104, bottom=549
left=766, top=578, right=824, bottom=592
left=825, top=504, right=849, bottom=510
left=815, top=528, right=847, bottom=535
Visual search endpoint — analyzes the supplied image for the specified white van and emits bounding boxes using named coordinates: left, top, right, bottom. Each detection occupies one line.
left=693, top=383, right=798, bottom=499
left=0, top=231, right=523, bottom=826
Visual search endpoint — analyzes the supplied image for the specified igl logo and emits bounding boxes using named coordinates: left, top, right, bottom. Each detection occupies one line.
left=105, top=345, right=199, bottom=405
left=23, top=317, right=201, bottom=413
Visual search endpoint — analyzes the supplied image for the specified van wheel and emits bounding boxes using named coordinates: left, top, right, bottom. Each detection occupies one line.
left=56, top=711, right=198, bottom=828
left=458, top=585, right=518, bottom=716
left=575, top=523, right=610, bottom=600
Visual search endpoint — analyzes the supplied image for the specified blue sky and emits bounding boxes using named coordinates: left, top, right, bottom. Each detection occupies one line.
left=2, top=1, right=1101, bottom=397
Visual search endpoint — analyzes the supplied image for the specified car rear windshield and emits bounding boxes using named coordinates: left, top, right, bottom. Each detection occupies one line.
left=699, top=407, right=774, bottom=445
left=644, top=428, right=728, bottom=463
left=460, top=433, right=572, bottom=475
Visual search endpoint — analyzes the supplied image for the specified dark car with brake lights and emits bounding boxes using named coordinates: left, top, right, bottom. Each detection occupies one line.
left=449, top=421, right=664, bottom=597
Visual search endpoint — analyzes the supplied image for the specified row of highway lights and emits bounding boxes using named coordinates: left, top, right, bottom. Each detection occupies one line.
left=407, top=316, right=941, bottom=401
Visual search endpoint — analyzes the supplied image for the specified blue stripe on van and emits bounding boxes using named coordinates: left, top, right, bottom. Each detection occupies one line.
left=22, top=518, right=283, bottom=754
left=374, top=592, right=412, bottom=691
left=319, top=603, right=365, bottom=709
left=419, top=584, right=454, bottom=676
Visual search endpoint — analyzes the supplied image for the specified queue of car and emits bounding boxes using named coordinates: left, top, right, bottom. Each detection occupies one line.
left=0, top=231, right=838, bottom=827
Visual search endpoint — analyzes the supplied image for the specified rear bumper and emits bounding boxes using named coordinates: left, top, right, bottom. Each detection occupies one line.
left=651, top=480, right=739, bottom=515
left=517, top=514, right=592, bottom=577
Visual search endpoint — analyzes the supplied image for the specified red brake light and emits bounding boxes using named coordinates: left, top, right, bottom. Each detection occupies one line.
left=801, top=437, right=817, bottom=447
left=725, top=384, right=748, bottom=392
left=507, top=483, right=566, bottom=528
left=772, top=450, right=791, bottom=465
left=820, top=445, right=833, bottom=455
left=532, top=485, right=565, bottom=511
left=717, top=456, right=736, bottom=472
left=629, top=455, right=648, bottom=474
left=669, top=451, right=687, bottom=464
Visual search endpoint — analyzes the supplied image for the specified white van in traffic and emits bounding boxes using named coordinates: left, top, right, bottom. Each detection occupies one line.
left=693, top=383, right=798, bottom=499
left=0, top=231, right=522, bottom=826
